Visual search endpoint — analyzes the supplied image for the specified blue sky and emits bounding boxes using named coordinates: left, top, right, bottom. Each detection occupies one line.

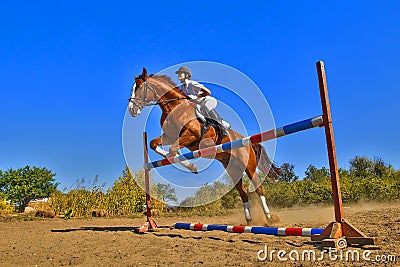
left=1, top=1, right=399, bottom=196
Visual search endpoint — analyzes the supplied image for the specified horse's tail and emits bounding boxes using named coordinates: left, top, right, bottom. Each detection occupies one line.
left=252, top=143, right=281, bottom=181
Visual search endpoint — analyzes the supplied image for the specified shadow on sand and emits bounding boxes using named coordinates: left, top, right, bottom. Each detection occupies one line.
left=51, top=225, right=172, bottom=233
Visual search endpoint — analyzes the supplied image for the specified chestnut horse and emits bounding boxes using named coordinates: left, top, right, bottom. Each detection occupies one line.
left=128, top=68, right=280, bottom=222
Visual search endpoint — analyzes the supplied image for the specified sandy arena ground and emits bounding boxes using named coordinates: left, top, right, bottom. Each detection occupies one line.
left=0, top=202, right=399, bottom=266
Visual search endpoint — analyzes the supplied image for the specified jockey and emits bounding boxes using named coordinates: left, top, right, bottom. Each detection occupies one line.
left=175, top=66, right=230, bottom=136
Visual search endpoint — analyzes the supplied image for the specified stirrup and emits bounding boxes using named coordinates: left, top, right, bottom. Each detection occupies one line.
left=208, top=109, right=229, bottom=137
left=220, top=126, right=229, bottom=137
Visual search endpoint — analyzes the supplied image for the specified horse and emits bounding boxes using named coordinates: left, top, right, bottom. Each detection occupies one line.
left=128, top=68, right=281, bottom=223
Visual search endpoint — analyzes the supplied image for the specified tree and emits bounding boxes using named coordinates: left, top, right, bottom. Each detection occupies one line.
left=0, top=166, right=58, bottom=212
left=348, top=156, right=394, bottom=178
left=349, top=156, right=374, bottom=178
left=154, top=183, right=178, bottom=204
left=338, top=167, right=349, bottom=178
left=304, top=165, right=330, bottom=182
left=279, top=163, right=299, bottom=182
left=371, top=157, right=394, bottom=177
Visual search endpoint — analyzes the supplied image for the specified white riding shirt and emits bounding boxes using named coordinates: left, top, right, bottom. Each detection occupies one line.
left=180, top=80, right=204, bottom=97
left=180, top=79, right=230, bottom=129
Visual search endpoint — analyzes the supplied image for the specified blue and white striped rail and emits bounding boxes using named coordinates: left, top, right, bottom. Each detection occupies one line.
left=144, top=116, right=324, bottom=170
left=174, top=222, right=324, bottom=236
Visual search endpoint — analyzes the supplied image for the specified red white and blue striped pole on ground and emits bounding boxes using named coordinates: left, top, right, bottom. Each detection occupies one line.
left=144, top=115, right=324, bottom=170
left=174, top=222, right=324, bottom=237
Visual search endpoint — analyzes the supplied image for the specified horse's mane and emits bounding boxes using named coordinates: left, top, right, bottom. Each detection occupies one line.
left=151, top=75, right=185, bottom=96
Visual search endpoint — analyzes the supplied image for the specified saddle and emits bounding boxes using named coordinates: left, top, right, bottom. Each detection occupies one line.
left=195, top=103, right=227, bottom=138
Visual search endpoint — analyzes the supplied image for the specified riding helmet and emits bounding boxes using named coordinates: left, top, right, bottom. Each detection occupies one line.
left=175, top=66, right=192, bottom=77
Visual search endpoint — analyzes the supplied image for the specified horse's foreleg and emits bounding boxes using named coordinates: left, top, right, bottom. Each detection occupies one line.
left=149, top=136, right=198, bottom=174
left=166, top=131, right=198, bottom=158
left=221, top=159, right=252, bottom=223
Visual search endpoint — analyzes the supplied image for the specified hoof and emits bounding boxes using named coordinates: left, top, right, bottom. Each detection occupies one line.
left=266, top=213, right=271, bottom=219
left=246, top=219, right=252, bottom=225
left=188, top=163, right=198, bottom=174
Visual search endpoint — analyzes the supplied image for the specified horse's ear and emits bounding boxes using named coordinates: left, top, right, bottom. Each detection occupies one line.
left=142, top=67, right=148, bottom=77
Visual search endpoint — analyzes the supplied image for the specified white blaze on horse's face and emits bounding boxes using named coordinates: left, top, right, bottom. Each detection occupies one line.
left=128, top=82, right=141, bottom=117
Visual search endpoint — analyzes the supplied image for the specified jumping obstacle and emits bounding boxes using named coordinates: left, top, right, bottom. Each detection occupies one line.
left=139, top=61, right=377, bottom=249
left=144, top=116, right=324, bottom=170
left=174, top=223, right=324, bottom=237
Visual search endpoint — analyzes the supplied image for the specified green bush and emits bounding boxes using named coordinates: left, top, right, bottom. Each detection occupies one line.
left=181, top=157, right=400, bottom=211
left=2, top=156, right=394, bottom=218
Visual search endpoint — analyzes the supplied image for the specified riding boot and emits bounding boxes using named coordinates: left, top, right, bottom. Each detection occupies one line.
left=207, top=109, right=229, bottom=136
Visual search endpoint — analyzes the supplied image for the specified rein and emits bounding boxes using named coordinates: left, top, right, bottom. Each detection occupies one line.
left=128, top=81, right=187, bottom=107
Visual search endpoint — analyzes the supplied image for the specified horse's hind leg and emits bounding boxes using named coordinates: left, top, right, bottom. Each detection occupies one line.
left=234, top=179, right=252, bottom=223
left=149, top=135, right=198, bottom=174
left=245, top=157, right=271, bottom=219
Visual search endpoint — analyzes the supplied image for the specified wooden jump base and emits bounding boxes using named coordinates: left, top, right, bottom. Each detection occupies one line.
left=174, top=223, right=324, bottom=237
left=139, top=61, right=377, bottom=249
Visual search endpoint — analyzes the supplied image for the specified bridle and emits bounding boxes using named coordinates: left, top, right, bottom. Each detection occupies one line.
left=128, top=79, right=187, bottom=110
left=128, top=80, right=156, bottom=110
